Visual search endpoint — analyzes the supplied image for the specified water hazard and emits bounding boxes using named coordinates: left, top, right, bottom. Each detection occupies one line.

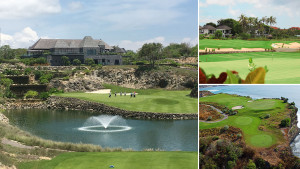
left=3, top=109, right=197, bottom=151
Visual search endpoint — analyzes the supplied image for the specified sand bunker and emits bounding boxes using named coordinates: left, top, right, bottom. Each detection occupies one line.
left=85, top=89, right=111, bottom=94
left=232, top=106, right=244, bottom=110
left=272, top=42, right=300, bottom=49
left=248, top=100, right=254, bottom=102
left=199, top=48, right=265, bottom=53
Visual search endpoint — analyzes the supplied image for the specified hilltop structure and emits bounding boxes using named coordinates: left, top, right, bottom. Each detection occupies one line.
left=26, top=36, right=125, bottom=66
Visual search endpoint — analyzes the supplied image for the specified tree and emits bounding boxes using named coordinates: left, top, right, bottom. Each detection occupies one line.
left=217, top=18, right=242, bottom=35
left=214, top=30, right=223, bottom=39
left=73, top=59, right=81, bottom=66
left=61, top=56, right=70, bottom=66
left=84, top=58, right=95, bottom=66
left=205, top=22, right=217, bottom=28
left=138, top=43, right=163, bottom=67
left=24, top=90, right=38, bottom=99
left=239, top=14, right=249, bottom=33
left=0, top=45, right=16, bottom=60
left=267, top=16, right=277, bottom=35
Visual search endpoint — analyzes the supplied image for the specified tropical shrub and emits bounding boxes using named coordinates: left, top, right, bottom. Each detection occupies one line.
left=280, top=118, right=291, bottom=127
left=24, top=90, right=38, bottom=99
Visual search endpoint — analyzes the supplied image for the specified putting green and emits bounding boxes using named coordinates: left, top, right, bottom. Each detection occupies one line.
left=54, top=84, right=197, bottom=114
left=234, top=116, right=253, bottom=125
left=247, top=100, right=276, bottom=110
left=250, top=134, right=273, bottom=147
left=152, top=98, right=179, bottom=105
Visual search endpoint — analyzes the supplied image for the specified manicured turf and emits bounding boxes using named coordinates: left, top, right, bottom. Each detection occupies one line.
left=18, top=152, right=197, bottom=169
left=54, top=84, right=197, bottom=114
left=199, top=52, right=300, bottom=84
left=199, top=94, right=288, bottom=147
left=199, top=39, right=300, bottom=49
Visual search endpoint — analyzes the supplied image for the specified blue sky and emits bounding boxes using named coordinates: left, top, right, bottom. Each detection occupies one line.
left=0, top=0, right=197, bottom=50
left=199, top=0, right=300, bottom=28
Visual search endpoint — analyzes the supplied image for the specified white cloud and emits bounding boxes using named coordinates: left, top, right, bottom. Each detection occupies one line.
left=0, top=0, right=61, bottom=19
left=1, top=27, right=39, bottom=48
left=68, top=1, right=83, bottom=11
left=87, top=0, right=188, bottom=30
left=181, top=37, right=198, bottom=46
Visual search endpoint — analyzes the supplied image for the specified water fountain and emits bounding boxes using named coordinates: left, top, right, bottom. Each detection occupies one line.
left=78, top=115, right=131, bottom=133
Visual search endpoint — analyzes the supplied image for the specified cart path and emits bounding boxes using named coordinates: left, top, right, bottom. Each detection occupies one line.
left=199, top=105, right=228, bottom=123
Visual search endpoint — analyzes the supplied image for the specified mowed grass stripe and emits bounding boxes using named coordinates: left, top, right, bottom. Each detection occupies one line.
left=199, top=39, right=300, bottom=49
left=18, top=152, right=197, bottom=169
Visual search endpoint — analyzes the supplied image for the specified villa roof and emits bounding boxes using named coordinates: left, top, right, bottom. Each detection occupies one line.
left=29, top=36, right=113, bottom=50
left=202, top=25, right=216, bottom=30
left=289, top=27, right=300, bottom=30
left=199, top=26, right=203, bottom=29
left=216, top=25, right=232, bottom=30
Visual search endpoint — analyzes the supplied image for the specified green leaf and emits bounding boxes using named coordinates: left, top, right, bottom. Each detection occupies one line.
left=224, top=71, right=239, bottom=84
left=243, top=67, right=266, bottom=84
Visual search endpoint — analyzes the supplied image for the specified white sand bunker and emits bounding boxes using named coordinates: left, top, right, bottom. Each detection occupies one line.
left=248, top=100, right=254, bottom=102
left=272, top=42, right=300, bottom=49
left=232, top=106, right=244, bottom=110
left=85, top=89, right=111, bottom=94
left=199, top=48, right=265, bottom=53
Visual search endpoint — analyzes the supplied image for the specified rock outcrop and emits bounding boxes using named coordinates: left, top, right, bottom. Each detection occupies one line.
left=49, top=78, right=104, bottom=92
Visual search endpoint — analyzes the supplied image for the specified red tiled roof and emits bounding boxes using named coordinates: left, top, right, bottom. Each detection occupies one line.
left=271, top=26, right=280, bottom=30
left=289, top=27, right=300, bottom=30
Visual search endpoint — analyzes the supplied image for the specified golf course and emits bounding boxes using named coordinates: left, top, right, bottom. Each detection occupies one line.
left=199, top=39, right=300, bottom=49
left=54, top=84, right=197, bottom=114
left=199, top=93, right=288, bottom=147
left=199, top=52, right=300, bottom=84
left=18, top=152, right=197, bottom=169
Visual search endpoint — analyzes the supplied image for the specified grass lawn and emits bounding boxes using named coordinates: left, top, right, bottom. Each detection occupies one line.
left=18, top=152, right=197, bottom=169
left=54, top=84, right=197, bottom=114
left=199, top=94, right=288, bottom=147
left=199, top=39, right=300, bottom=49
left=199, top=52, right=300, bottom=84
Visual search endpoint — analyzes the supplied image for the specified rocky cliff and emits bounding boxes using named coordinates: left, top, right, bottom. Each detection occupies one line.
left=49, top=67, right=196, bottom=91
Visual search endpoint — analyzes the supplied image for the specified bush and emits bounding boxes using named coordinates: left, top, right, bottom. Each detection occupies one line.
left=49, top=88, right=64, bottom=94
left=283, top=98, right=288, bottom=103
left=280, top=118, right=291, bottom=127
left=246, top=160, right=256, bottom=169
left=24, top=90, right=38, bottom=99
left=199, top=34, right=205, bottom=40
left=62, top=76, right=70, bottom=81
left=207, top=116, right=212, bottom=121
left=24, top=68, right=32, bottom=75
left=227, top=161, right=236, bottom=169
left=223, top=125, right=229, bottom=131
left=84, top=58, right=95, bottom=66
left=214, top=30, right=223, bottom=39
left=39, top=92, right=50, bottom=100
left=239, top=33, right=251, bottom=40
left=237, top=133, right=242, bottom=138
left=73, top=59, right=81, bottom=66
left=290, top=102, right=295, bottom=106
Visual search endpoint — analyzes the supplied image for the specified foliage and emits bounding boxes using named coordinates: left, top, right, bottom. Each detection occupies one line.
left=246, top=160, right=256, bottom=169
left=214, top=30, right=223, bottom=39
left=39, top=92, right=50, bottom=100
left=61, top=56, right=71, bottom=66
left=138, top=43, right=163, bottom=67
left=280, top=118, right=290, bottom=127
left=24, top=90, right=38, bottom=99
left=84, top=58, right=95, bottom=66
left=200, top=66, right=267, bottom=84
left=24, top=68, right=33, bottom=75
left=39, top=73, right=53, bottom=84
left=2, top=69, right=21, bottom=75
left=72, top=59, right=81, bottom=66
left=21, top=57, right=47, bottom=66
left=239, top=33, right=251, bottom=40
left=0, top=45, right=16, bottom=59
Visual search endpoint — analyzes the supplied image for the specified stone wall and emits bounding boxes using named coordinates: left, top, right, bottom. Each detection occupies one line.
left=46, top=96, right=197, bottom=120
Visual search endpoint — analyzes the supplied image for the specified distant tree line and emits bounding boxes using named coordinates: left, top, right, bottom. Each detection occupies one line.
left=203, top=14, right=300, bottom=39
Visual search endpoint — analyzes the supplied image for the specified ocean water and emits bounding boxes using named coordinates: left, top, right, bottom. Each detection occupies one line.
left=200, top=85, right=300, bottom=157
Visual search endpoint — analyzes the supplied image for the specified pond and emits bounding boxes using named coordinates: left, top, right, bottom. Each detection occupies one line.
left=3, top=109, right=197, bottom=151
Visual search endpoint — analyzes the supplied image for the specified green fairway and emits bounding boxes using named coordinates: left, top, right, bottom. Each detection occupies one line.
left=199, top=52, right=300, bottom=84
left=54, top=84, right=197, bottom=114
left=18, top=152, right=197, bottom=169
left=199, top=39, right=300, bottom=49
left=199, top=94, right=287, bottom=147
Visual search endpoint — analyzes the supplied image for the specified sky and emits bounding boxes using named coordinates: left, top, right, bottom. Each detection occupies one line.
left=199, top=0, right=300, bottom=28
left=0, top=0, right=197, bottom=51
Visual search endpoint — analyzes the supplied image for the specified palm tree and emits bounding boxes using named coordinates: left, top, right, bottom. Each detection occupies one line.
left=268, top=16, right=277, bottom=34
left=239, top=14, right=249, bottom=33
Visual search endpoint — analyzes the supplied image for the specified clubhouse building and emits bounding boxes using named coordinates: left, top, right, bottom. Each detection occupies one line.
left=26, top=36, right=125, bottom=66
left=199, top=25, right=232, bottom=37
